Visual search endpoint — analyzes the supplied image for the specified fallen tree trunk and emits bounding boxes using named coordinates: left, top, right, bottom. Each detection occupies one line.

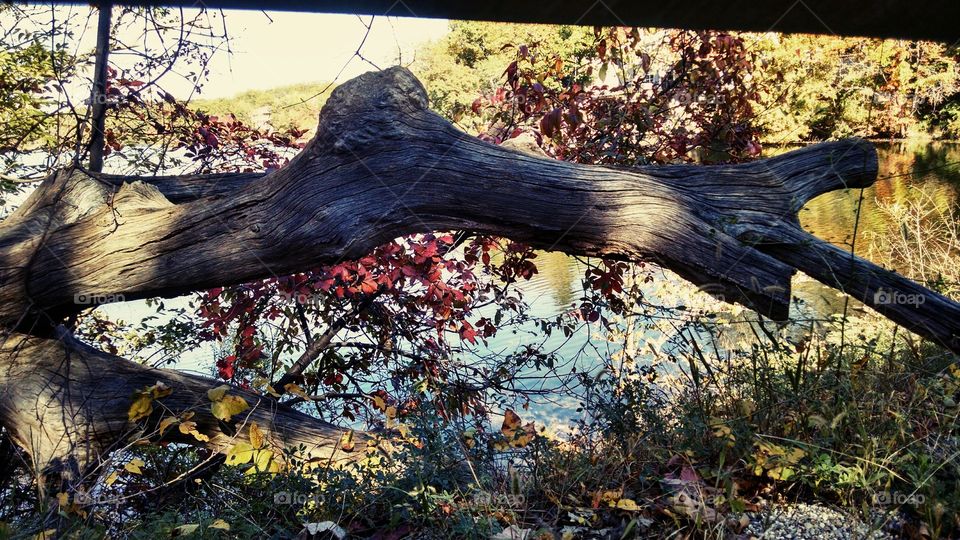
left=0, top=66, right=957, bottom=475
left=0, top=329, right=365, bottom=480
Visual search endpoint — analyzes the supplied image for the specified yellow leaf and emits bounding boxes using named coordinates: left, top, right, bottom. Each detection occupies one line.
left=362, top=452, right=384, bottom=468
left=226, top=442, right=255, bottom=466
left=252, top=377, right=281, bottom=397
left=207, top=385, right=229, bottom=402
left=178, top=421, right=196, bottom=436
left=284, top=383, right=310, bottom=399
left=249, top=422, right=265, bottom=449
left=372, top=395, right=387, bottom=411
left=711, top=424, right=732, bottom=438
left=56, top=492, right=69, bottom=507
left=616, top=498, right=641, bottom=511
left=171, top=523, right=199, bottom=537
left=208, top=519, right=230, bottom=531
left=599, top=489, right=622, bottom=504
left=128, top=393, right=153, bottom=422
left=244, top=449, right=282, bottom=475
left=340, top=430, right=355, bottom=452
left=500, top=409, right=535, bottom=448
left=786, top=447, right=807, bottom=463
left=949, top=364, right=960, bottom=379
left=105, top=471, right=119, bottom=487
left=211, top=394, right=249, bottom=421
left=179, top=421, right=210, bottom=442
left=511, top=431, right=534, bottom=448
left=253, top=449, right=274, bottom=471
left=34, top=529, right=57, bottom=540
left=158, top=416, right=179, bottom=436
left=501, top=409, right=522, bottom=437
left=124, top=458, right=145, bottom=475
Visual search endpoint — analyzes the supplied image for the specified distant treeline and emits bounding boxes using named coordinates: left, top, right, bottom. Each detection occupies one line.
left=407, top=23, right=960, bottom=143
left=194, top=82, right=332, bottom=133
left=204, top=25, right=960, bottom=143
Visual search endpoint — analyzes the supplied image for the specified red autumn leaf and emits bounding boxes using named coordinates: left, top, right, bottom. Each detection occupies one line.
left=503, top=61, right=518, bottom=85
left=217, top=355, right=237, bottom=379
left=540, top=108, right=563, bottom=138
left=459, top=321, right=477, bottom=344
left=360, top=276, right=378, bottom=294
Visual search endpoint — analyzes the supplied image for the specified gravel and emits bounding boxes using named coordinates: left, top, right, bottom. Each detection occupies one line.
left=744, top=503, right=896, bottom=539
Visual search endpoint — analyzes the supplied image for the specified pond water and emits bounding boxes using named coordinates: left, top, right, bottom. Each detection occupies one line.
left=801, top=142, right=960, bottom=259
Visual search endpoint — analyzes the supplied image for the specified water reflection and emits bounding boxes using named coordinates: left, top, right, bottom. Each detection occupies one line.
left=800, top=142, right=960, bottom=266
left=524, top=251, right=582, bottom=312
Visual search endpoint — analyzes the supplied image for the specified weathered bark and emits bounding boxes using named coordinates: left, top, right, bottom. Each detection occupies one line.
left=0, top=329, right=364, bottom=478
left=0, top=66, right=957, bottom=473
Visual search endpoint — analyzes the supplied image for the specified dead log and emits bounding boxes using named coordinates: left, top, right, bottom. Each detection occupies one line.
left=0, top=328, right=364, bottom=479
left=0, top=66, right=957, bottom=474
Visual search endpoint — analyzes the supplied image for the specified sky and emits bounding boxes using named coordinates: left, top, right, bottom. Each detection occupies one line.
left=194, top=10, right=449, bottom=98
left=1, top=6, right=450, bottom=99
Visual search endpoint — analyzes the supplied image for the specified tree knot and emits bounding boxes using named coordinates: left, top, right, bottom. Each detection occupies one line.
left=316, top=67, right=429, bottom=155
